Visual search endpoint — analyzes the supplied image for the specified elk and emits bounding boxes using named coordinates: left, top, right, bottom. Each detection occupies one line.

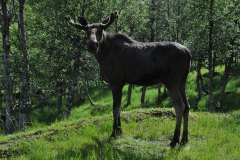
left=65, top=12, right=192, bottom=147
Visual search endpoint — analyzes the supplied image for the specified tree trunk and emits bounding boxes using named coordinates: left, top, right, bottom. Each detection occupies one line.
left=80, top=0, right=86, bottom=17
left=78, top=86, right=85, bottom=105
left=1, top=0, right=14, bottom=134
left=141, top=86, right=147, bottom=107
left=213, top=52, right=216, bottom=74
left=149, top=0, right=156, bottom=42
left=64, top=36, right=81, bottom=118
left=57, top=95, right=62, bottom=119
left=18, top=0, right=31, bottom=131
left=167, top=0, right=171, bottom=41
left=195, top=55, right=203, bottom=110
left=56, top=81, right=64, bottom=120
left=40, top=96, right=44, bottom=112
left=157, top=84, right=161, bottom=105
left=126, top=84, right=133, bottom=106
left=0, top=94, right=3, bottom=124
left=217, top=53, right=234, bottom=108
left=64, top=78, right=78, bottom=119
left=176, top=0, right=181, bottom=42
left=163, top=86, right=167, bottom=96
left=86, top=80, right=95, bottom=106
left=64, top=86, right=74, bottom=119
left=207, top=0, right=215, bottom=111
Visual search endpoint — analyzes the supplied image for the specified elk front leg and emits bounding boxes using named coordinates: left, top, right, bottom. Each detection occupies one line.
left=111, top=85, right=123, bottom=138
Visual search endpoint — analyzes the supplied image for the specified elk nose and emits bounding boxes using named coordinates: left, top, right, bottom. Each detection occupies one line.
left=90, top=35, right=97, bottom=43
left=88, top=40, right=98, bottom=46
left=87, top=39, right=97, bottom=45
left=88, top=39, right=98, bottom=48
left=92, top=40, right=98, bottom=44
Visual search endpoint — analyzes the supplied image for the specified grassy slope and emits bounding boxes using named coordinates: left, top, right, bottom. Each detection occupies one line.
left=0, top=108, right=240, bottom=160
left=0, top=66, right=239, bottom=160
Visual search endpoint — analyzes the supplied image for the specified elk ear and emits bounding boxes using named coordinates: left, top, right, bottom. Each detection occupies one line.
left=65, top=15, right=89, bottom=30
left=100, top=11, right=118, bottom=30
left=77, top=17, right=88, bottom=26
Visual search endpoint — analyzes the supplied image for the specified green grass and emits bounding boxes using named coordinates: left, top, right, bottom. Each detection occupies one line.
left=0, top=108, right=239, bottom=160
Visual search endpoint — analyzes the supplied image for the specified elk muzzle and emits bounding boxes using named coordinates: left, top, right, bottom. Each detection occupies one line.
left=87, top=40, right=99, bottom=53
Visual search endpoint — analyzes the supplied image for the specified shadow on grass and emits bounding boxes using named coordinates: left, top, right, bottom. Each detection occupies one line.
left=90, top=104, right=112, bottom=116
left=55, top=136, right=170, bottom=160
left=220, top=92, right=240, bottom=112
left=81, top=137, right=167, bottom=160
left=29, top=107, right=59, bottom=125
left=91, top=86, right=111, bottom=99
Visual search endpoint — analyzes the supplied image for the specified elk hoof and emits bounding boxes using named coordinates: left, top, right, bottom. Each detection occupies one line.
left=180, top=131, right=188, bottom=145
left=180, top=137, right=188, bottom=146
left=170, top=139, right=179, bottom=148
left=111, top=127, right=122, bottom=138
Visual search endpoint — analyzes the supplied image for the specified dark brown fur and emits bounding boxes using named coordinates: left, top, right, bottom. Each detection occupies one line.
left=66, top=12, right=191, bottom=147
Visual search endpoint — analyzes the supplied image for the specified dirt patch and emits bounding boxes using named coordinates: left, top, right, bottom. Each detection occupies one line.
left=144, top=110, right=175, bottom=118
left=122, top=109, right=176, bottom=123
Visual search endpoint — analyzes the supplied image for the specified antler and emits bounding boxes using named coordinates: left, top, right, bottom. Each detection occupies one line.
left=65, top=15, right=88, bottom=30
left=100, top=11, right=118, bottom=30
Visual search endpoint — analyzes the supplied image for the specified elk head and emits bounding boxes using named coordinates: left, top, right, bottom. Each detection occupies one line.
left=65, top=12, right=118, bottom=53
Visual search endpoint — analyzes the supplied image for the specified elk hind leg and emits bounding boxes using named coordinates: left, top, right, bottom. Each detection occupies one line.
left=167, top=85, right=185, bottom=147
left=180, top=81, right=190, bottom=145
